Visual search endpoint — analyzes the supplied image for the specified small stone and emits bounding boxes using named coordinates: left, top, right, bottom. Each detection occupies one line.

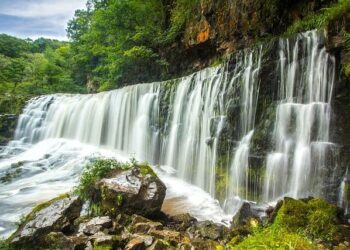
left=116, top=213, right=131, bottom=226
left=108, top=221, right=124, bottom=234
left=125, top=237, right=146, bottom=250
left=131, top=222, right=163, bottom=234
left=94, top=235, right=114, bottom=246
left=149, top=229, right=181, bottom=245
left=79, top=216, right=112, bottom=235
left=190, top=239, right=219, bottom=249
left=43, top=232, right=75, bottom=250
left=147, top=239, right=169, bottom=250
left=171, top=213, right=196, bottom=224
left=171, top=213, right=197, bottom=230
left=68, top=235, right=89, bottom=249
left=197, top=221, right=223, bottom=240
left=135, top=234, right=154, bottom=247
left=131, top=214, right=152, bottom=225
left=85, top=241, right=93, bottom=250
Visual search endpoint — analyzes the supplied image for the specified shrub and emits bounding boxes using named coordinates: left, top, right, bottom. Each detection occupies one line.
left=76, top=159, right=132, bottom=201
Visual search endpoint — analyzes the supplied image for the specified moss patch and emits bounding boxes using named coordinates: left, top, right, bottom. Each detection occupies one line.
left=231, top=198, right=343, bottom=249
left=231, top=228, right=315, bottom=250
left=139, top=163, right=157, bottom=177
left=273, top=198, right=339, bottom=242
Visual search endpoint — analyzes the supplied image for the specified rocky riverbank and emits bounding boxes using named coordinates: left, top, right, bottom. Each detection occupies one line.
left=0, top=159, right=349, bottom=250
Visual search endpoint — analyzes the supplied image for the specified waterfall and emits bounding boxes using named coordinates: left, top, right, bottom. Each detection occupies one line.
left=0, top=30, right=343, bottom=237
left=224, top=48, right=262, bottom=212
left=263, top=30, right=335, bottom=201
left=10, top=49, right=263, bottom=199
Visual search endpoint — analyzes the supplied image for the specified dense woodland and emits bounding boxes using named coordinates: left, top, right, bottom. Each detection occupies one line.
left=0, top=35, right=84, bottom=95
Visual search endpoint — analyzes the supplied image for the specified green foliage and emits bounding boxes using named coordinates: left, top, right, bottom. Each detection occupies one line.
left=342, top=31, right=350, bottom=76
left=0, top=94, right=29, bottom=115
left=165, top=0, right=200, bottom=42
left=286, top=0, right=350, bottom=35
left=67, top=0, right=169, bottom=89
left=0, top=239, right=12, bottom=250
left=76, top=159, right=132, bottom=200
left=67, top=0, right=206, bottom=90
left=0, top=34, right=30, bottom=57
left=0, top=34, right=85, bottom=98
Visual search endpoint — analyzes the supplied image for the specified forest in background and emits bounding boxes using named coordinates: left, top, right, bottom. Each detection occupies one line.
left=0, top=34, right=85, bottom=95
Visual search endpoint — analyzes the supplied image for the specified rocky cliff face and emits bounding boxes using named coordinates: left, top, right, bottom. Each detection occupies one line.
left=0, top=115, right=18, bottom=146
left=163, top=0, right=336, bottom=76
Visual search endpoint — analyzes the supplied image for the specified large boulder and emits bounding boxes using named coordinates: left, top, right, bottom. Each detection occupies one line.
left=10, top=195, right=83, bottom=248
left=93, top=165, right=166, bottom=217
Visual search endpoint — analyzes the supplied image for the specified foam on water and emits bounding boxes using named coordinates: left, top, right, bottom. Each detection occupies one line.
left=0, top=138, right=229, bottom=237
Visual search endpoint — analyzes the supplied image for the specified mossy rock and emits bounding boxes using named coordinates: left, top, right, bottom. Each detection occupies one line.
left=92, top=164, right=166, bottom=217
left=9, top=194, right=83, bottom=249
left=273, top=197, right=341, bottom=243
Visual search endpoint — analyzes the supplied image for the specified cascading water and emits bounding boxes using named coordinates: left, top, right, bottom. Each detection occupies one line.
left=263, top=30, right=335, bottom=202
left=225, top=48, right=262, bottom=210
left=0, top=30, right=344, bottom=237
left=339, top=169, right=350, bottom=215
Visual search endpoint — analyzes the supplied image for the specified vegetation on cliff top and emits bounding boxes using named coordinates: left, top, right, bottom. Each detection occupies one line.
left=66, top=0, right=204, bottom=91
left=286, top=0, right=350, bottom=35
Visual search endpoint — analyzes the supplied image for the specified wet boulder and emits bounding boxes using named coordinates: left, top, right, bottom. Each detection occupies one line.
left=170, top=213, right=197, bottom=231
left=93, top=165, right=166, bottom=217
left=10, top=195, right=83, bottom=248
left=231, top=202, right=255, bottom=227
left=196, top=221, right=224, bottom=240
